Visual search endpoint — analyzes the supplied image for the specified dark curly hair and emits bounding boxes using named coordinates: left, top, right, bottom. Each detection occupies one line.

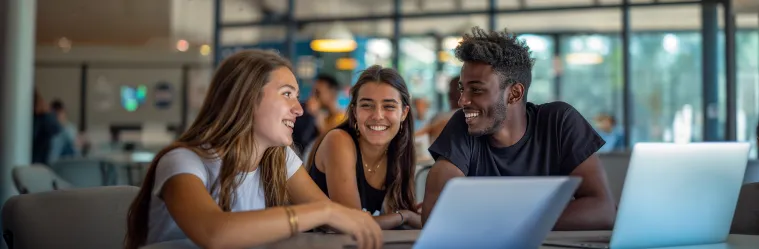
left=454, top=26, right=535, bottom=94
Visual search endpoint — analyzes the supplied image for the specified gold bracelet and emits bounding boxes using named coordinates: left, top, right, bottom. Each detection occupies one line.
left=394, top=210, right=405, bottom=225
left=284, top=206, right=298, bottom=236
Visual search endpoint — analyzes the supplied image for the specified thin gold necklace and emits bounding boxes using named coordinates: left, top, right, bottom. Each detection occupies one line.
left=362, top=150, right=386, bottom=174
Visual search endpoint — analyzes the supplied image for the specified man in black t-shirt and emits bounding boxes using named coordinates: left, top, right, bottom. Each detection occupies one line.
left=421, top=27, right=617, bottom=231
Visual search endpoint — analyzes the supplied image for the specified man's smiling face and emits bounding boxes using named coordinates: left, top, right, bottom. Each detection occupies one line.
left=458, top=61, right=509, bottom=137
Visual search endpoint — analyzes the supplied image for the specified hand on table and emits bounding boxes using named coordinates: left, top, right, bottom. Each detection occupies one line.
left=326, top=202, right=383, bottom=249
left=399, top=210, right=423, bottom=229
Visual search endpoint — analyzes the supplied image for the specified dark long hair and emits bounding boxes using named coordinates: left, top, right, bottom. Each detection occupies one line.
left=124, top=50, right=292, bottom=249
left=306, top=65, right=417, bottom=213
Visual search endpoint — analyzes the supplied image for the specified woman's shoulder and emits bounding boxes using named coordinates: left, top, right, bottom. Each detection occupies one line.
left=321, top=128, right=356, bottom=149
left=162, top=147, right=203, bottom=160
left=158, top=146, right=218, bottom=170
left=312, top=127, right=358, bottom=170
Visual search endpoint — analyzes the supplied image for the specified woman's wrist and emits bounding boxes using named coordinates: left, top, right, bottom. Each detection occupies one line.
left=395, top=210, right=406, bottom=225
left=318, top=201, right=334, bottom=224
left=284, top=206, right=298, bottom=236
left=299, top=200, right=332, bottom=228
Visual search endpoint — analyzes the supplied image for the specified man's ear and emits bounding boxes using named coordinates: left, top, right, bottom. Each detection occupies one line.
left=508, top=83, right=525, bottom=104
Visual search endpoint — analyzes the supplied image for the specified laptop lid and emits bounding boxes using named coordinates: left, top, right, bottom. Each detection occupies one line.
left=610, top=142, right=749, bottom=249
left=414, top=177, right=581, bottom=249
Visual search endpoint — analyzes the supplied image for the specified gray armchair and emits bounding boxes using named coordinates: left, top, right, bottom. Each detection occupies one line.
left=11, top=165, right=72, bottom=194
left=2, top=186, right=139, bottom=249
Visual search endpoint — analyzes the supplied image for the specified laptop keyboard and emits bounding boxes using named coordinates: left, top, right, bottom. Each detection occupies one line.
left=580, top=236, right=612, bottom=243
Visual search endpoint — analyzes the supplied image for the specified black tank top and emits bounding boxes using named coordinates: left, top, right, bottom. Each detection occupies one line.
left=308, top=124, right=388, bottom=215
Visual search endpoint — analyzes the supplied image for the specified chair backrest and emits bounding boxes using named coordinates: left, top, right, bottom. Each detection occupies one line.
left=49, top=158, right=116, bottom=187
left=11, top=165, right=73, bottom=194
left=730, top=160, right=759, bottom=235
left=745, top=160, right=759, bottom=184
left=731, top=182, right=759, bottom=235
left=415, top=165, right=433, bottom=201
left=598, top=151, right=632, bottom=204
left=2, top=186, right=140, bottom=249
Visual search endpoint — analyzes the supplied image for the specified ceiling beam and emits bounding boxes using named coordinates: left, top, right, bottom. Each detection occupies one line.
left=222, top=0, right=702, bottom=28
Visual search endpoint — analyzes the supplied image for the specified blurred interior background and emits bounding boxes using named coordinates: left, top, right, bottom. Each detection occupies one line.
left=2, top=0, right=759, bottom=212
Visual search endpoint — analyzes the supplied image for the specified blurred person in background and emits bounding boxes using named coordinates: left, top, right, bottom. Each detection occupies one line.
left=49, top=99, right=80, bottom=162
left=292, top=102, right=318, bottom=158
left=32, top=89, right=62, bottom=165
left=307, top=74, right=346, bottom=136
left=415, top=76, right=461, bottom=144
left=594, top=113, right=624, bottom=153
left=412, top=98, right=430, bottom=131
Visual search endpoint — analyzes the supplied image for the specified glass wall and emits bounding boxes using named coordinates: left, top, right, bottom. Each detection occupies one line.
left=630, top=32, right=703, bottom=144
left=521, top=34, right=556, bottom=104
left=559, top=34, right=624, bottom=131
left=399, top=37, right=439, bottom=129
left=736, top=31, right=759, bottom=158
left=367, top=29, right=758, bottom=153
left=399, top=37, right=438, bottom=105
left=209, top=0, right=758, bottom=156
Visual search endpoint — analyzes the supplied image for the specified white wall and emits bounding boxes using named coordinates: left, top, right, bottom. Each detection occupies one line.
left=34, top=45, right=213, bottom=148
left=35, top=66, right=82, bottom=126
left=85, top=67, right=183, bottom=126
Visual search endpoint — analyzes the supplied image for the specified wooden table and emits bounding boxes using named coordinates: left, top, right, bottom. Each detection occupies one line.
left=141, top=230, right=759, bottom=249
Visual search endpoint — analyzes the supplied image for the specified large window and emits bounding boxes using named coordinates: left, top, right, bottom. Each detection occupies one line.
left=521, top=34, right=556, bottom=104
left=736, top=31, right=759, bottom=158
left=439, top=36, right=464, bottom=112
left=560, top=34, right=624, bottom=131
left=399, top=37, right=438, bottom=104
left=399, top=37, right=439, bottom=129
left=630, top=33, right=703, bottom=144
left=370, top=29, right=757, bottom=155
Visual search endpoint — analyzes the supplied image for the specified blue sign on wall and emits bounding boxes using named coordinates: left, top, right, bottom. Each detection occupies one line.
left=120, top=85, right=147, bottom=112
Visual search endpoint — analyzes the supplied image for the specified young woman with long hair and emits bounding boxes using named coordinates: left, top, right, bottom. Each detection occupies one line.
left=306, top=65, right=420, bottom=230
left=124, top=50, right=382, bottom=249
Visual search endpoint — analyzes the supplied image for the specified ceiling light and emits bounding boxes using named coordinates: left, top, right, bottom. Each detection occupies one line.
left=663, top=34, right=679, bottom=54
left=566, top=52, right=604, bottom=65
left=176, top=40, right=189, bottom=52
left=58, top=37, right=72, bottom=53
left=310, top=22, right=357, bottom=53
left=199, top=44, right=211, bottom=56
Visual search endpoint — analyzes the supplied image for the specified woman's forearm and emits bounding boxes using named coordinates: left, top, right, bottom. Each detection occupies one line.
left=372, top=213, right=405, bottom=230
left=205, top=201, right=332, bottom=249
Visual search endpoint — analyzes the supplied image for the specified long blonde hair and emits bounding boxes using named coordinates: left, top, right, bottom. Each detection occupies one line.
left=125, top=50, right=292, bottom=249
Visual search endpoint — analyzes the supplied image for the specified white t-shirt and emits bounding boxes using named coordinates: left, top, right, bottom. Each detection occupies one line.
left=146, top=146, right=303, bottom=245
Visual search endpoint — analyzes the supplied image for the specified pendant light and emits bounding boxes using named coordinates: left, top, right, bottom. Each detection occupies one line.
left=310, top=21, right=357, bottom=53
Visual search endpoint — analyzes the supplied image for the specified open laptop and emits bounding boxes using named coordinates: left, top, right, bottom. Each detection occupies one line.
left=347, top=176, right=581, bottom=249
left=544, top=142, right=750, bottom=249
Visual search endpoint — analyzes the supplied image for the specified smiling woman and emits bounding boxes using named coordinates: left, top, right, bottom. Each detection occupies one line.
left=124, top=50, right=383, bottom=249
left=306, top=65, right=421, bottom=230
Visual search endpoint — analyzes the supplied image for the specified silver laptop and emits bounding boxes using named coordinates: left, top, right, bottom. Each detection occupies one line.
left=544, top=142, right=750, bottom=249
left=344, top=176, right=581, bottom=249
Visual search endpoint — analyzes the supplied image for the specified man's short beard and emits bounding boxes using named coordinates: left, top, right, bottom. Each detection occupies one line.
left=469, top=92, right=508, bottom=137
